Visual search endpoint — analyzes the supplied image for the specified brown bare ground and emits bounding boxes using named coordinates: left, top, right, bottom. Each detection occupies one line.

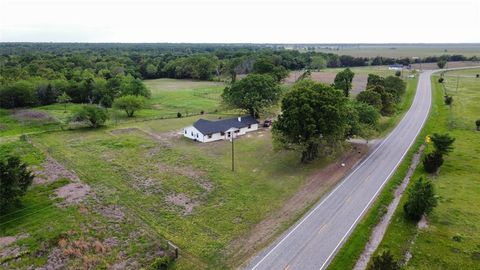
left=227, top=143, right=369, bottom=267
left=12, top=109, right=56, bottom=122
left=286, top=71, right=368, bottom=95
left=165, top=193, right=199, bottom=215
left=55, top=183, right=91, bottom=206
left=32, top=156, right=81, bottom=185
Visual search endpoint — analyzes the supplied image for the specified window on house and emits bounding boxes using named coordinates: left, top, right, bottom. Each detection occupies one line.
left=191, top=132, right=193, bottom=136
left=196, top=134, right=199, bottom=138
left=221, top=132, right=225, bottom=136
left=208, top=135, right=212, bottom=139
left=248, top=124, right=251, bottom=129
left=184, top=130, right=187, bottom=134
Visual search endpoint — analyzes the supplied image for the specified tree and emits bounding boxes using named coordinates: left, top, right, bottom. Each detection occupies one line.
left=113, top=95, right=145, bottom=117
left=120, top=75, right=151, bottom=97
left=69, top=105, right=108, bottom=128
left=222, top=74, right=281, bottom=118
left=355, top=102, right=380, bottom=126
left=309, top=56, right=327, bottom=70
left=368, top=250, right=400, bottom=270
left=371, top=85, right=395, bottom=116
left=37, top=83, right=58, bottom=105
left=0, top=80, right=38, bottom=108
left=395, top=70, right=401, bottom=77
left=423, top=151, right=444, bottom=173
left=252, top=57, right=288, bottom=82
left=0, top=155, right=34, bottom=211
left=356, top=90, right=383, bottom=111
left=57, top=92, right=72, bottom=113
left=367, top=74, right=385, bottom=88
left=273, top=80, right=349, bottom=163
left=333, top=68, right=355, bottom=97
left=384, top=76, right=406, bottom=102
left=404, top=177, right=437, bottom=221
left=431, top=133, right=455, bottom=155
left=437, top=59, right=447, bottom=69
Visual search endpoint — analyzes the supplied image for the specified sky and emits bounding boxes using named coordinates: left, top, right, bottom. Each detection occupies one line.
left=1, top=0, right=479, bottom=43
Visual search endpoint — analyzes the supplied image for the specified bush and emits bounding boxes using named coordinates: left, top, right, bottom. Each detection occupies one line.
left=69, top=105, right=108, bottom=128
left=0, top=155, right=34, bottom=211
left=395, top=70, right=401, bottom=77
left=355, top=102, right=380, bottom=126
left=444, top=95, right=453, bottom=106
left=177, top=112, right=182, bottom=118
left=431, top=133, right=455, bottom=155
left=150, top=255, right=173, bottom=270
left=404, top=177, right=437, bottom=221
left=476, top=119, right=480, bottom=131
left=113, top=95, right=145, bottom=117
left=423, top=151, right=444, bottom=173
left=368, top=250, right=400, bottom=270
left=356, top=90, right=383, bottom=111
left=0, top=80, right=38, bottom=108
left=438, top=77, right=444, bottom=83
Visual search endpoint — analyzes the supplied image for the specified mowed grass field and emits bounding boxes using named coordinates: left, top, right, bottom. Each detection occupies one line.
left=373, top=69, right=480, bottom=269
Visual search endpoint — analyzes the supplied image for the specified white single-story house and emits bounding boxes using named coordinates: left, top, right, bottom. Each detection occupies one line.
left=183, top=116, right=259, bottom=143
left=388, top=64, right=404, bottom=70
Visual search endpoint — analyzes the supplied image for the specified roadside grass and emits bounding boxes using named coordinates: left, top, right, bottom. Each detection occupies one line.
left=374, top=70, right=480, bottom=269
left=24, top=119, right=343, bottom=269
left=329, top=69, right=480, bottom=269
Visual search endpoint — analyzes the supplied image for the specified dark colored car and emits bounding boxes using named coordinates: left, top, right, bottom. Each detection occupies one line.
left=263, top=120, right=273, bottom=127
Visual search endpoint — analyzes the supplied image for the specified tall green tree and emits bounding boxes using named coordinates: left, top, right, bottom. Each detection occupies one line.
left=273, top=80, right=349, bottom=163
left=356, top=90, right=383, bottom=111
left=333, top=68, right=355, bottom=97
left=0, top=155, right=34, bottom=211
left=222, top=74, right=281, bottom=118
left=57, top=92, right=72, bottom=113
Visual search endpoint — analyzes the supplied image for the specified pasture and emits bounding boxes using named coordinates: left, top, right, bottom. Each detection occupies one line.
left=373, top=69, right=480, bottom=269
left=314, top=44, right=480, bottom=58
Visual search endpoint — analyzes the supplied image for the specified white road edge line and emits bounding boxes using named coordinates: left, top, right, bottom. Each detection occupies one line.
left=250, top=72, right=430, bottom=270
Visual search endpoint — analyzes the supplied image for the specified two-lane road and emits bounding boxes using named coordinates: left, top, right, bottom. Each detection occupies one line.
left=247, top=70, right=435, bottom=270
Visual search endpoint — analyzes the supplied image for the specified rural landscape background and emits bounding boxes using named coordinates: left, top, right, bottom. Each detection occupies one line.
left=1, top=0, right=480, bottom=269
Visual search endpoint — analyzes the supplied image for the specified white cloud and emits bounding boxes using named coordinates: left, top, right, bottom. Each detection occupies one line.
left=1, top=0, right=479, bottom=42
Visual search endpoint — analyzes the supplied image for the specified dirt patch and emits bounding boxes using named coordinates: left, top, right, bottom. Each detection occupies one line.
left=55, top=183, right=91, bottom=206
left=417, top=215, right=429, bottom=229
left=12, top=109, right=56, bottom=123
left=353, top=145, right=425, bottom=270
left=32, top=156, right=81, bottom=185
left=95, top=205, right=125, bottom=222
left=165, top=193, right=199, bottom=215
left=228, top=143, right=369, bottom=267
left=0, top=233, right=28, bottom=249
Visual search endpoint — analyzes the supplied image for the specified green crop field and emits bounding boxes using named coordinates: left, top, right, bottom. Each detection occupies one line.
left=372, top=69, right=480, bottom=269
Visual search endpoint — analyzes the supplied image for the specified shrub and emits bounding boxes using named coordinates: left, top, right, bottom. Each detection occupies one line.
left=177, top=112, right=182, bottom=118
left=423, top=151, right=444, bottom=173
left=476, top=119, right=480, bottom=131
left=200, top=110, right=204, bottom=115
left=368, top=250, right=400, bottom=270
left=356, top=90, right=383, bottom=111
left=404, top=177, right=437, bottom=221
left=431, top=133, right=455, bottom=155
left=69, top=105, right=108, bottom=128
left=438, top=77, right=444, bottom=83
left=150, top=255, right=173, bottom=270
left=0, top=80, right=38, bottom=108
left=444, top=95, right=453, bottom=106
left=0, top=155, right=34, bottom=211
left=113, top=95, right=145, bottom=117
left=476, top=74, right=479, bottom=78
left=395, top=70, right=401, bottom=77
left=355, top=102, right=380, bottom=126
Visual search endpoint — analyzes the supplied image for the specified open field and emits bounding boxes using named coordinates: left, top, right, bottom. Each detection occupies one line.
left=0, top=79, right=225, bottom=139
left=287, top=66, right=415, bottom=96
left=411, top=61, right=480, bottom=70
left=314, top=45, right=480, bottom=58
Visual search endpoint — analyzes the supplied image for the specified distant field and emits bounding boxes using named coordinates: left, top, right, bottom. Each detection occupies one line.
left=288, top=66, right=414, bottom=95
left=314, top=45, right=480, bottom=58
left=373, top=69, right=480, bottom=269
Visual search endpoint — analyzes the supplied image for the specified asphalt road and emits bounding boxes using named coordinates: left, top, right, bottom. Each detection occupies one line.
left=246, top=70, right=435, bottom=270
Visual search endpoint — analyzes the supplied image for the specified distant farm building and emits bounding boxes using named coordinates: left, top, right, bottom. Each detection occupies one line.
left=183, top=116, right=259, bottom=143
left=388, top=64, right=404, bottom=70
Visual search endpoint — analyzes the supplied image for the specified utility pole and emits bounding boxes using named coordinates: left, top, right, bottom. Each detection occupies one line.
left=231, top=133, right=235, bottom=172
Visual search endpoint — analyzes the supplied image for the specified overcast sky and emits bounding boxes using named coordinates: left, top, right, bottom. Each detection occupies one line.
left=1, top=0, right=479, bottom=43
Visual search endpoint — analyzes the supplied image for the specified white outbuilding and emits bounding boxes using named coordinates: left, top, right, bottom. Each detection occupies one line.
left=183, top=116, right=259, bottom=143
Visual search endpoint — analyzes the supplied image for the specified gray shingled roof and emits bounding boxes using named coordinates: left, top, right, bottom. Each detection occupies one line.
left=193, top=116, right=258, bottom=135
